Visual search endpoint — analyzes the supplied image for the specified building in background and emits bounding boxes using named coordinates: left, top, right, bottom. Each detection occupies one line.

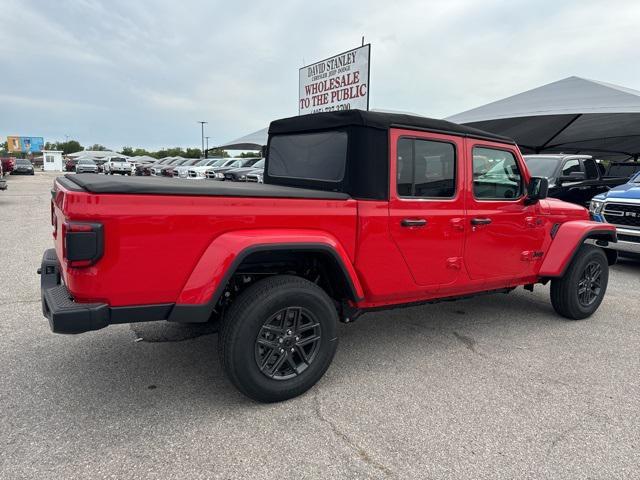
left=42, top=150, right=64, bottom=172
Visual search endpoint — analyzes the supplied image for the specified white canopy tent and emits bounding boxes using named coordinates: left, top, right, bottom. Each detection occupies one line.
left=447, top=76, right=640, bottom=160
left=215, top=127, right=268, bottom=151
left=68, top=150, right=128, bottom=159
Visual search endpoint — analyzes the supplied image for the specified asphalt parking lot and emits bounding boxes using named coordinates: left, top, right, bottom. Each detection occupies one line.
left=1, top=172, right=639, bottom=479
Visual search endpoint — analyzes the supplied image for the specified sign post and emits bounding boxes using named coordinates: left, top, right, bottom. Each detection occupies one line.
left=299, top=44, right=370, bottom=115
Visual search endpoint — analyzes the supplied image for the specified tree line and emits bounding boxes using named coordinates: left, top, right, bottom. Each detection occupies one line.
left=0, top=140, right=255, bottom=159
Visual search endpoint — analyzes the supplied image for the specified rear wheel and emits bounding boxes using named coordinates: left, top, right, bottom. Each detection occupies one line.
left=219, top=275, right=338, bottom=402
left=550, top=244, right=609, bottom=320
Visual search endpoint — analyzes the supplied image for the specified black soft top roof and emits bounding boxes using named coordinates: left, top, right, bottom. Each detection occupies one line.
left=269, top=109, right=514, bottom=143
left=59, top=174, right=350, bottom=200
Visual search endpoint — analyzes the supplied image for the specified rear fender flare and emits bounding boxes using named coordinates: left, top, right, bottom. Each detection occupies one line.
left=539, top=220, right=617, bottom=278
left=169, top=230, right=363, bottom=323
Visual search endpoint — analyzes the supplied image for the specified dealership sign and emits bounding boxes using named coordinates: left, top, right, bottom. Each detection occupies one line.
left=299, top=44, right=370, bottom=115
left=7, top=136, right=44, bottom=153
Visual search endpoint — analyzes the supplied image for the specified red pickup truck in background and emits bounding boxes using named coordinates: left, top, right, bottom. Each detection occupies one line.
left=40, top=110, right=617, bottom=402
left=1, top=157, right=15, bottom=176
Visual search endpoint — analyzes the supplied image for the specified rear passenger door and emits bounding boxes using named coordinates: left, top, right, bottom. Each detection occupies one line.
left=388, top=129, right=466, bottom=289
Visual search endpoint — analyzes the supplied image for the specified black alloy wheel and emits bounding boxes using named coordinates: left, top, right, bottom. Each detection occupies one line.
left=551, top=244, right=609, bottom=320
left=254, top=306, right=322, bottom=380
left=577, top=261, right=602, bottom=307
left=219, top=275, right=338, bottom=402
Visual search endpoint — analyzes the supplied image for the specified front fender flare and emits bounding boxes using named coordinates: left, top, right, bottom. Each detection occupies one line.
left=538, top=220, right=617, bottom=278
left=167, top=230, right=363, bottom=323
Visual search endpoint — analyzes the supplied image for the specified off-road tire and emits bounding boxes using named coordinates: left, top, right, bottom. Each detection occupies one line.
left=550, top=244, right=608, bottom=320
left=219, top=275, right=338, bottom=403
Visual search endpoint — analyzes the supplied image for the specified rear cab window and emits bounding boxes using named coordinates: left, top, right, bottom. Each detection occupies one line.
left=268, top=131, right=347, bottom=183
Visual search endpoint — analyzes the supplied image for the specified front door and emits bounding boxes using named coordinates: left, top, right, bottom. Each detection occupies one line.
left=388, top=129, right=466, bottom=289
left=464, top=140, right=545, bottom=281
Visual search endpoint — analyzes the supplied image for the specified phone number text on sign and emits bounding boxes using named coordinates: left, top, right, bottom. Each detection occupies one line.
left=299, top=44, right=370, bottom=115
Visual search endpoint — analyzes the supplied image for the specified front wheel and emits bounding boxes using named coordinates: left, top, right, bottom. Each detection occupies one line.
left=219, top=275, right=338, bottom=402
left=550, top=244, right=609, bottom=320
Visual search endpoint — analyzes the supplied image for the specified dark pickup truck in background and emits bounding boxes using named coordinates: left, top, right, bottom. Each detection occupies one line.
left=524, top=154, right=630, bottom=207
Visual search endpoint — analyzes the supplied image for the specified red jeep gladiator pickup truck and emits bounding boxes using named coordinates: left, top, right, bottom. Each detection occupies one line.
left=40, top=110, right=617, bottom=402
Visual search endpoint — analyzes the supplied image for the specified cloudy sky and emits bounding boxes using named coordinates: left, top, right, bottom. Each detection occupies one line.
left=1, top=0, right=639, bottom=150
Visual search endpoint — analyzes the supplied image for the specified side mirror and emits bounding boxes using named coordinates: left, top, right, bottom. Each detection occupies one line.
left=558, top=171, right=586, bottom=183
left=525, top=176, right=548, bottom=205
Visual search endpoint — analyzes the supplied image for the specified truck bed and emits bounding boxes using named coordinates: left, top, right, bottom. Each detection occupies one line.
left=60, top=174, right=350, bottom=200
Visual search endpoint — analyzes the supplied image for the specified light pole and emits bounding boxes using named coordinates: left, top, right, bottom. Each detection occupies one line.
left=197, top=121, right=207, bottom=158
left=205, top=136, right=211, bottom=156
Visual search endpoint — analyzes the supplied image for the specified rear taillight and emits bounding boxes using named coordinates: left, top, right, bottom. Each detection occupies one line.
left=63, top=222, right=104, bottom=268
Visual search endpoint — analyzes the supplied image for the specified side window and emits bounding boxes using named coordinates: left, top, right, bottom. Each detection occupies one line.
left=583, top=159, right=599, bottom=179
left=396, top=138, right=456, bottom=198
left=473, top=147, right=523, bottom=200
left=562, top=159, right=582, bottom=176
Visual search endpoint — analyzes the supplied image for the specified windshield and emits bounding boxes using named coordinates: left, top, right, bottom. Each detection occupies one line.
left=631, top=172, right=640, bottom=183
left=78, top=159, right=95, bottom=165
left=16, top=159, right=32, bottom=165
left=524, top=156, right=561, bottom=178
left=210, top=159, right=226, bottom=167
left=253, top=159, right=265, bottom=168
left=240, top=158, right=261, bottom=167
left=111, top=157, right=127, bottom=162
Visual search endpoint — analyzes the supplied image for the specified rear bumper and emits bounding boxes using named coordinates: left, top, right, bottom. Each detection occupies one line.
left=40, top=249, right=109, bottom=334
left=39, top=249, right=207, bottom=334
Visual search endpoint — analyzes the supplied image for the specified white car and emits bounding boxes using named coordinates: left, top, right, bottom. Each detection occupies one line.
left=173, top=158, right=205, bottom=178
left=103, top=156, right=132, bottom=175
left=187, top=158, right=226, bottom=179
left=75, top=159, right=99, bottom=174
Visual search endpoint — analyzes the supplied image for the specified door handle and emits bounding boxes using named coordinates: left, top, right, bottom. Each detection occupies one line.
left=401, top=218, right=427, bottom=227
left=471, top=217, right=492, bottom=226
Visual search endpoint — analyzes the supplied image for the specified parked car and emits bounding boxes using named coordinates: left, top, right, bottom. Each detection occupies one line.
left=590, top=171, right=640, bottom=256
left=1, top=157, right=15, bottom=176
left=161, top=158, right=195, bottom=177
left=104, top=156, right=132, bottom=175
left=172, top=158, right=206, bottom=178
left=605, top=161, right=640, bottom=179
left=245, top=170, right=264, bottom=183
left=524, top=154, right=628, bottom=207
left=187, top=158, right=226, bottom=178
left=92, top=158, right=108, bottom=173
left=41, top=110, right=616, bottom=403
left=205, top=158, right=255, bottom=179
left=12, top=158, right=35, bottom=175
left=150, top=158, right=184, bottom=176
left=0, top=163, right=7, bottom=191
left=134, top=158, right=161, bottom=176
left=65, top=158, right=77, bottom=172
left=221, top=158, right=265, bottom=181
left=75, top=159, right=98, bottom=173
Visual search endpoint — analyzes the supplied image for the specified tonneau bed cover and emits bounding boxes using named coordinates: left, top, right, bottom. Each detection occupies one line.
left=59, top=174, right=351, bottom=200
